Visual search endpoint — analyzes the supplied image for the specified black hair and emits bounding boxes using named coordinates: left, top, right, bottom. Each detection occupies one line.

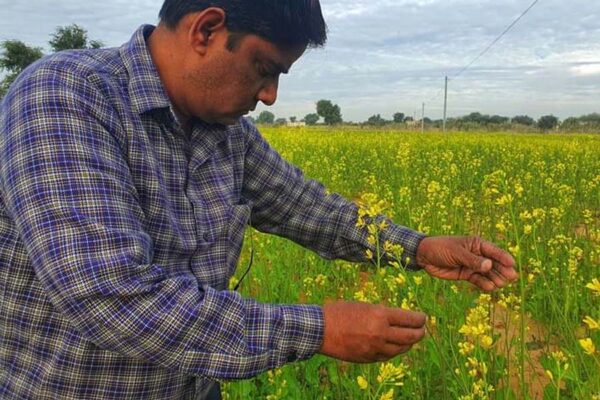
left=158, top=0, right=328, bottom=49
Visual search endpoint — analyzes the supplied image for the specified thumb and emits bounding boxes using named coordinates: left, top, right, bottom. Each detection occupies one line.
left=461, top=250, right=492, bottom=273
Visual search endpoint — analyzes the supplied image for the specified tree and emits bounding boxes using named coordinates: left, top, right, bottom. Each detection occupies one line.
left=0, top=40, right=43, bottom=73
left=49, top=24, right=103, bottom=52
left=366, top=114, right=387, bottom=126
left=511, top=115, right=535, bottom=126
left=579, top=113, right=600, bottom=124
left=289, top=116, right=297, bottom=123
left=304, top=113, right=320, bottom=126
left=560, top=117, right=579, bottom=130
left=256, top=111, right=275, bottom=124
left=393, top=112, right=405, bottom=123
left=1, top=24, right=102, bottom=98
left=316, top=99, right=343, bottom=125
left=538, top=115, right=559, bottom=131
left=462, top=112, right=489, bottom=125
left=274, top=118, right=287, bottom=126
left=561, top=114, right=600, bottom=132
left=0, top=40, right=44, bottom=97
left=489, top=115, right=509, bottom=125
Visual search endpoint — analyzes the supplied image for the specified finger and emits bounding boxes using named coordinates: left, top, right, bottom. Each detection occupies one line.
left=486, top=266, right=509, bottom=289
left=481, top=240, right=516, bottom=269
left=461, top=248, right=493, bottom=274
left=386, top=326, right=426, bottom=346
left=468, top=273, right=497, bottom=292
left=492, top=260, right=518, bottom=282
left=386, top=309, right=427, bottom=328
left=375, top=344, right=412, bottom=361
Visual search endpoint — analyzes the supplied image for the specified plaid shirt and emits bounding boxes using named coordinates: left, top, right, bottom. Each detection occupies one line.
left=0, top=25, right=424, bottom=399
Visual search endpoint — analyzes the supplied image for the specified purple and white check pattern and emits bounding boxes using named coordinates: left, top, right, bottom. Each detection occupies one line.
left=0, top=25, right=425, bottom=399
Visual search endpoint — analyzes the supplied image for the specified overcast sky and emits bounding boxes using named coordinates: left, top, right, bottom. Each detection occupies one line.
left=1, top=0, right=599, bottom=122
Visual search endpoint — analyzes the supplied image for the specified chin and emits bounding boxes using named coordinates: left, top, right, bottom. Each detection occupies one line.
left=197, top=115, right=237, bottom=127
left=215, top=117, right=240, bottom=126
left=218, top=114, right=245, bottom=126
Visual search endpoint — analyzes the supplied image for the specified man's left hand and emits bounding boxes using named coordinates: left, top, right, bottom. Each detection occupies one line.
left=415, top=236, right=518, bottom=292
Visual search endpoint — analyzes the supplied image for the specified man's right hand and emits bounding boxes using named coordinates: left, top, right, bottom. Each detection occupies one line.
left=318, top=301, right=427, bottom=363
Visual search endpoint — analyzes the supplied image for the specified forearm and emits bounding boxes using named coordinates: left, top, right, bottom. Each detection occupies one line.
left=240, top=120, right=424, bottom=268
left=54, top=272, right=323, bottom=379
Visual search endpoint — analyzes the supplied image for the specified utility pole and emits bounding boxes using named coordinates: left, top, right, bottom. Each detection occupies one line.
left=421, top=102, right=425, bottom=133
left=443, top=76, right=448, bottom=133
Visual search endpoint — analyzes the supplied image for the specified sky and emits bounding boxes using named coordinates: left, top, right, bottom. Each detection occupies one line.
left=1, top=0, right=599, bottom=122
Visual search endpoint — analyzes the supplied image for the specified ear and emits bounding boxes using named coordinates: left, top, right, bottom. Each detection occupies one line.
left=187, top=7, right=227, bottom=55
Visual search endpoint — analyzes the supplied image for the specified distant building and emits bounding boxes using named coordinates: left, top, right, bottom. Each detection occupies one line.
left=287, top=121, right=307, bottom=127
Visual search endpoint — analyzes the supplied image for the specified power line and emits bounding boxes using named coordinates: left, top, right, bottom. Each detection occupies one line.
left=452, top=0, right=540, bottom=79
left=420, top=0, right=541, bottom=123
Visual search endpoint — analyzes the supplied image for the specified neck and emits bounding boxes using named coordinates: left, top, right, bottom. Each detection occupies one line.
left=148, top=25, right=192, bottom=127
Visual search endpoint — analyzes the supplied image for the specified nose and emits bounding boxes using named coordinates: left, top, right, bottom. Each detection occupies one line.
left=256, top=80, right=279, bottom=106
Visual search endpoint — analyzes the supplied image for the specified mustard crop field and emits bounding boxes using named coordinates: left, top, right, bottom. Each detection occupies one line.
left=223, top=128, right=600, bottom=400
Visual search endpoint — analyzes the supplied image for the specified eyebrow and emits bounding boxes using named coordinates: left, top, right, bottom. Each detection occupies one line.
left=266, top=60, right=289, bottom=75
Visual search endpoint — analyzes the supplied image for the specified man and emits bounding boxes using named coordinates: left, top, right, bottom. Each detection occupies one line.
left=0, top=1, right=517, bottom=399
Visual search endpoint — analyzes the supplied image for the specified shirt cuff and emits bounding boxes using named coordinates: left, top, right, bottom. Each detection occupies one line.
left=275, top=304, right=324, bottom=362
left=384, top=223, right=427, bottom=271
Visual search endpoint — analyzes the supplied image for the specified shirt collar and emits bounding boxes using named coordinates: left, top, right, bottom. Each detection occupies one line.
left=120, top=25, right=172, bottom=115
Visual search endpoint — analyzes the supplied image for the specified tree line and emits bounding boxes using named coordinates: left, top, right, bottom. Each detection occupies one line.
left=252, top=99, right=343, bottom=126
left=254, top=106, right=600, bottom=133
left=2, top=29, right=598, bottom=133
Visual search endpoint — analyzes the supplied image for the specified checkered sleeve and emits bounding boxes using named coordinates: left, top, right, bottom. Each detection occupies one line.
left=0, top=66, right=323, bottom=380
left=241, top=120, right=426, bottom=270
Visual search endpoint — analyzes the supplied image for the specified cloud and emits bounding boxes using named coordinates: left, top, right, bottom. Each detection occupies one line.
left=276, top=0, right=600, bottom=120
left=570, top=63, right=600, bottom=77
left=1, top=0, right=599, bottom=120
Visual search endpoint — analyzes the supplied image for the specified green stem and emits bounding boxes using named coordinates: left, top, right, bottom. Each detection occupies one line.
left=413, top=294, right=469, bottom=396
left=505, top=187, right=527, bottom=400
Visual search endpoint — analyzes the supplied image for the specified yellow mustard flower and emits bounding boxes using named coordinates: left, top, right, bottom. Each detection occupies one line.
left=579, top=338, right=596, bottom=355
left=583, top=316, right=600, bottom=330
left=356, top=376, right=368, bottom=390
left=228, top=276, right=239, bottom=291
left=377, top=362, right=407, bottom=385
left=395, top=273, right=406, bottom=286
left=458, top=341, right=475, bottom=356
left=586, top=278, right=600, bottom=296
left=551, top=350, right=568, bottom=364
left=367, top=235, right=377, bottom=246
left=480, top=335, right=493, bottom=349
left=379, top=388, right=394, bottom=400
left=378, top=220, right=389, bottom=231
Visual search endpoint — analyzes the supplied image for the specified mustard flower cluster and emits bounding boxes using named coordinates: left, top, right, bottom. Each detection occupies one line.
left=543, top=350, right=573, bottom=398
left=356, top=362, right=410, bottom=400
left=356, top=192, right=405, bottom=267
left=456, top=294, right=496, bottom=400
left=458, top=294, right=494, bottom=351
left=579, top=278, right=599, bottom=358
left=265, top=369, right=287, bottom=400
